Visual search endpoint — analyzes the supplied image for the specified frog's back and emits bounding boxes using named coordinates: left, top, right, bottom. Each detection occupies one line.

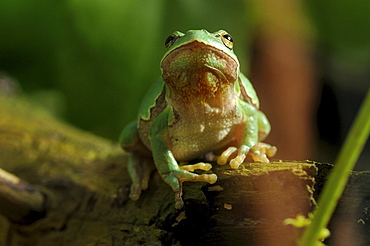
left=137, top=78, right=168, bottom=150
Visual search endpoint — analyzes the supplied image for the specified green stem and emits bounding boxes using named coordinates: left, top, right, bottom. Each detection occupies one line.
left=299, top=86, right=370, bottom=246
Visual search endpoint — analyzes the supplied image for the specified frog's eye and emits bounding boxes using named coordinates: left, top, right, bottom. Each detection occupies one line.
left=165, top=34, right=180, bottom=50
left=221, top=33, right=233, bottom=50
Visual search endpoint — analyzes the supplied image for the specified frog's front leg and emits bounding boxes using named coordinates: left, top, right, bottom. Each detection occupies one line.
left=150, top=107, right=217, bottom=209
left=217, top=100, right=276, bottom=169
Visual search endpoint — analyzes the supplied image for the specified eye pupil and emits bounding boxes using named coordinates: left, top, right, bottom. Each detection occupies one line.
left=165, top=35, right=179, bottom=49
left=221, top=33, right=234, bottom=49
left=165, top=35, right=175, bottom=46
left=223, top=34, right=233, bottom=42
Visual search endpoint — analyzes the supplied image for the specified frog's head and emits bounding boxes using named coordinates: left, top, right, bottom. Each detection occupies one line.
left=160, top=29, right=240, bottom=99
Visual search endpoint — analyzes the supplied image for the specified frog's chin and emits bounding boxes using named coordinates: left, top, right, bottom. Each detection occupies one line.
left=168, top=83, right=239, bottom=117
left=161, top=41, right=239, bottom=98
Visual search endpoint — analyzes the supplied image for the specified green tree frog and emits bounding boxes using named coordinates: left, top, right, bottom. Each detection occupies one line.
left=120, top=29, right=276, bottom=209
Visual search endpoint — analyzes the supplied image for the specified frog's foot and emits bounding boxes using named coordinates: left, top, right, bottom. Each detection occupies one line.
left=217, top=143, right=277, bottom=169
left=127, top=156, right=154, bottom=201
left=248, top=142, right=277, bottom=163
left=164, top=169, right=217, bottom=209
left=217, top=145, right=250, bottom=169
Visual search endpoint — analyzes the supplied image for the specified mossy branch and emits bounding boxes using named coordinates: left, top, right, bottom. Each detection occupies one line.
left=0, top=94, right=369, bottom=245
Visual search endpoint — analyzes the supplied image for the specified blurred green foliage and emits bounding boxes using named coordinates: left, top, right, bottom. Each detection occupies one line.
left=0, top=0, right=249, bottom=139
left=0, top=0, right=368, bottom=141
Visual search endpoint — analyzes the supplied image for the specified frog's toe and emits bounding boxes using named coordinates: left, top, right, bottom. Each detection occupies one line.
left=218, top=145, right=250, bottom=169
left=182, top=173, right=217, bottom=184
left=174, top=170, right=217, bottom=184
left=129, top=184, right=142, bottom=201
left=175, top=197, right=184, bottom=209
left=174, top=188, right=184, bottom=209
left=249, top=152, right=270, bottom=163
left=140, top=177, right=149, bottom=191
left=140, top=160, right=153, bottom=190
left=201, top=173, right=217, bottom=184
left=217, top=147, right=238, bottom=165
left=179, top=162, right=212, bottom=172
left=267, top=145, right=277, bottom=157
left=249, top=142, right=277, bottom=163
left=229, top=155, right=246, bottom=169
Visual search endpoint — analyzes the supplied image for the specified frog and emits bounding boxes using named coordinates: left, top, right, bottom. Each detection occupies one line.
left=120, top=29, right=276, bottom=209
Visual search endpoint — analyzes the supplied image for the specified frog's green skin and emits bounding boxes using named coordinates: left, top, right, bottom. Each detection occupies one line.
left=120, top=29, right=276, bottom=209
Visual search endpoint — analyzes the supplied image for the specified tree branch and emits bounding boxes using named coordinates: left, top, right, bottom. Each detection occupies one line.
left=0, top=94, right=369, bottom=245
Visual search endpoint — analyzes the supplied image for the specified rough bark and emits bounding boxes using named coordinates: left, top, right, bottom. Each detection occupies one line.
left=0, top=94, right=369, bottom=245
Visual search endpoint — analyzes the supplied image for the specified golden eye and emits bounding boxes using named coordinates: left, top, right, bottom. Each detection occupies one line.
left=164, top=34, right=180, bottom=49
left=221, top=33, right=233, bottom=50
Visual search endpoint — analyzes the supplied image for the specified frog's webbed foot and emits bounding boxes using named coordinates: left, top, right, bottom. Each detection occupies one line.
left=217, top=143, right=277, bottom=169
left=127, top=155, right=154, bottom=201
left=249, top=142, right=277, bottom=163
left=164, top=167, right=217, bottom=209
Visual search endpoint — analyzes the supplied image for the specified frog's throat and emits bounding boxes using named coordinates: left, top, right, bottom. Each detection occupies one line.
left=160, top=41, right=239, bottom=99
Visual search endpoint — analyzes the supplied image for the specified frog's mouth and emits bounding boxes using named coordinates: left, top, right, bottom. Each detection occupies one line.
left=161, top=41, right=239, bottom=98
